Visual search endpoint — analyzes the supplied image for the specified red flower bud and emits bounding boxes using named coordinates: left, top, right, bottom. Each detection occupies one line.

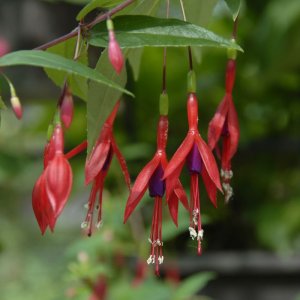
left=108, top=30, right=124, bottom=74
left=60, top=86, right=74, bottom=128
left=10, top=95, right=23, bottom=120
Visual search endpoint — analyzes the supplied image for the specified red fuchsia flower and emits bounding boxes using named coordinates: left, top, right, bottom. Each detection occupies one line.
left=208, top=58, right=239, bottom=202
left=60, top=84, right=74, bottom=129
left=124, top=114, right=189, bottom=275
left=163, top=81, right=222, bottom=255
left=82, top=101, right=130, bottom=236
left=32, top=121, right=73, bottom=233
left=107, top=19, right=123, bottom=74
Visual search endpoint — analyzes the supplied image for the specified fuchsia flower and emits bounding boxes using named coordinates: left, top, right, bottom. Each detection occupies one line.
left=83, top=101, right=130, bottom=236
left=208, top=59, right=239, bottom=202
left=32, top=123, right=73, bottom=233
left=163, top=93, right=222, bottom=255
left=124, top=115, right=189, bottom=275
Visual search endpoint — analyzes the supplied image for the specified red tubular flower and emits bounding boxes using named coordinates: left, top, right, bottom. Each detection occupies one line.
left=83, top=101, right=130, bottom=236
left=124, top=115, right=188, bottom=275
left=45, top=123, right=73, bottom=219
left=208, top=59, right=239, bottom=202
left=163, top=93, right=222, bottom=255
left=32, top=122, right=73, bottom=233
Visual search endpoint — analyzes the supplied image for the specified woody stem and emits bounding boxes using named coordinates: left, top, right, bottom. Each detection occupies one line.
left=35, top=0, right=136, bottom=50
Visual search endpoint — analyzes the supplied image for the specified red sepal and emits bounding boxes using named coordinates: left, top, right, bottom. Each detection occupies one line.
left=124, top=156, right=160, bottom=223
left=163, top=134, right=194, bottom=179
left=196, top=136, right=222, bottom=192
left=85, top=141, right=110, bottom=185
left=201, top=167, right=217, bottom=207
left=111, top=136, right=131, bottom=190
left=222, top=95, right=240, bottom=168
left=207, top=95, right=229, bottom=150
left=45, top=154, right=73, bottom=218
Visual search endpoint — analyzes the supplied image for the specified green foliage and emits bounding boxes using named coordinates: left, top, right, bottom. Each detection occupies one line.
left=87, top=49, right=127, bottom=155
left=0, top=50, right=132, bottom=96
left=223, top=0, right=242, bottom=21
left=173, top=273, right=216, bottom=300
left=45, top=37, right=89, bottom=101
left=76, top=0, right=123, bottom=20
left=90, top=15, right=243, bottom=50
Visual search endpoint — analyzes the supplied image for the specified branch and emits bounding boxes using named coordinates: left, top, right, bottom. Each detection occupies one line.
left=35, top=0, right=136, bottom=51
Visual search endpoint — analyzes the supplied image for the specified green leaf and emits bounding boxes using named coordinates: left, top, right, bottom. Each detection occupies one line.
left=0, top=96, right=6, bottom=110
left=89, top=15, right=243, bottom=51
left=127, top=48, right=144, bottom=81
left=76, top=0, right=123, bottom=21
left=87, top=49, right=127, bottom=155
left=223, top=0, right=242, bottom=21
left=0, top=50, right=133, bottom=96
left=173, top=273, right=216, bottom=300
left=45, top=37, right=89, bottom=101
left=178, top=0, right=219, bottom=27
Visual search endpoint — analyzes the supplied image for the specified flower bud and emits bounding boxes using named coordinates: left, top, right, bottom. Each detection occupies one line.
left=10, top=95, right=23, bottom=119
left=107, top=19, right=123, bottom=74
left=60, top=86, right=74, bottom=128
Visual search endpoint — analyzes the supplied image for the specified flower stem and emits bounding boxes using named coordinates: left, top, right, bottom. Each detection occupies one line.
left=35, top=0, right=136, bottom=50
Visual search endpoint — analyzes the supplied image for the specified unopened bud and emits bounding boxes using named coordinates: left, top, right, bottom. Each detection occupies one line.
left=10, top=95, right=23, bottom=119
left=107, top=21, right=123, bottom=74
left=60, top=86, right=74, bottom=128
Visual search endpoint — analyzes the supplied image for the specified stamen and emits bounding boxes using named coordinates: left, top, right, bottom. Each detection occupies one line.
left=189, top=227, right=197, bottom=240
left=81, top=221, right=88, bottom=229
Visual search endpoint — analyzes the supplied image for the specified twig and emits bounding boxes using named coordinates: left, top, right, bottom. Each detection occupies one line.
left=35, top=0, right=136, bottom=51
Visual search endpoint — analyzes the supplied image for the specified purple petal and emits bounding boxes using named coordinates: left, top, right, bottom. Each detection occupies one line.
left=149, top=164, right=165, bottom=197
left=186, top=143, right=202, bottom=174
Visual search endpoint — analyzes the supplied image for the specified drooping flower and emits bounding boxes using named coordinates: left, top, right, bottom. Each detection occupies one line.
left=124, top=114, right=189, bottom=275
left=107, top=19, right=123, bottom=74
left=45, top=123, right=73, bottom=218
left=32, top=121, right=73, bottom=233
left=163, top=87, right=222, bottom=255
left=82, top=101, right=130, bottom=236
left=208, top=59, right=239, bottom=202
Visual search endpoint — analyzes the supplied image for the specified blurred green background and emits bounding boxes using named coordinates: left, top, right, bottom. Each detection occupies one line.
left=1, top=0, right=300, bottom=299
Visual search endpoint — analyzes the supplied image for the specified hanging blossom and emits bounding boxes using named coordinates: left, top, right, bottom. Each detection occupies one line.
left=163, top=72, right=222, bottom=255
left=32, top=119, right=73, bottom=234
left=83, top=100, right=130, bottom=236
left=124, top=108, right=189, bottom=275
left=208, top=50, right=239, bottom=203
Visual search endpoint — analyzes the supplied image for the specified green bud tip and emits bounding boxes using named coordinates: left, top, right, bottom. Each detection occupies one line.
left=227, top=38, right=237, bottom=60
left=47, top=123, right=54, bottom=141
left=106, top=19, right=114, bottom=31
left=159, top=93, right=169, bottom=116
left=187, top=70, right=196, bottom=94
